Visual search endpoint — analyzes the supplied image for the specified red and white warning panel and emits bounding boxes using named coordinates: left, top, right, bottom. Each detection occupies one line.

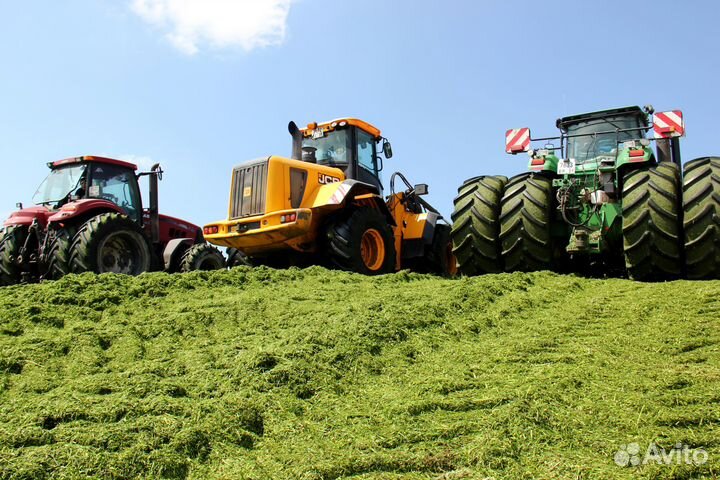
left=505, top=128, right=531, bottom=154
left=653, top=110, right=685, bottom=138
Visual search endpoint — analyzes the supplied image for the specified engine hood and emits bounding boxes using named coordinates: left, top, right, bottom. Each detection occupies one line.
left=3, top=206, right=53, bottom=228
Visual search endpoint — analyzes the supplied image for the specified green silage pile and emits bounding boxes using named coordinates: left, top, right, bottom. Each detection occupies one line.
left=0, top=268, right=719, bottom=479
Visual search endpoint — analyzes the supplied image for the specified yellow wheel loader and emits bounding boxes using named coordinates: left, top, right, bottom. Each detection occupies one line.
left=203, top=118, right=456, bottom=275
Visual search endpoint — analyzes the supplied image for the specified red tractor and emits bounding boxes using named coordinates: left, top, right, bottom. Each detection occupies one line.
left=0, top=156, right=225, bottom=285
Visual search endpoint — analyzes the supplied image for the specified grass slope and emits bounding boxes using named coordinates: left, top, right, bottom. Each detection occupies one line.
left=0, top=268, right=719, bottom=480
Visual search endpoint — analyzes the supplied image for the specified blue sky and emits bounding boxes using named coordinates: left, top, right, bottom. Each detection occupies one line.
left=1, top=0, right=718, bottom=224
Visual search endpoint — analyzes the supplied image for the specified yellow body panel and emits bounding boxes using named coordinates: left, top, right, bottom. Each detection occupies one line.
left=206, top=156, right=367, bottom=255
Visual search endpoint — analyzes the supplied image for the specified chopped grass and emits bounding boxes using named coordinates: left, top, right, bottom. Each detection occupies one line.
left=0, top=267, right=719, bottom=479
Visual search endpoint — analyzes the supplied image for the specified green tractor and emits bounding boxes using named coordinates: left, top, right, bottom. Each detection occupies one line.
left=451, top=105, right=720, bottom=280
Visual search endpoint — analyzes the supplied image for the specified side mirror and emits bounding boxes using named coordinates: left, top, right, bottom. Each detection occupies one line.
left=505, top=128, right=531, bottom=154
left=414, top=183, right=429, bottom=196
left=382, top=139, right=393, bottom=159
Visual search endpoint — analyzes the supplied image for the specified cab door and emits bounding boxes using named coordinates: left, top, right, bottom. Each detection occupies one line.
left=355, top=128, right=383, bottom=193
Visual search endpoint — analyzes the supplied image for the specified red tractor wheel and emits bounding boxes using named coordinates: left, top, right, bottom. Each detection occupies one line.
left=0, top=226, right=27, bottom=286
left=44, top=228, right=75, bottom=280
left=69, top=213, right=151, bottom=275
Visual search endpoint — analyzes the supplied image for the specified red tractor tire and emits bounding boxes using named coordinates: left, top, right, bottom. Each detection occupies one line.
left=44, top=228, right=75, bottom=281
left=0, top=226, right=27, bottom=286
left=69, top=213, right=151, bottom=276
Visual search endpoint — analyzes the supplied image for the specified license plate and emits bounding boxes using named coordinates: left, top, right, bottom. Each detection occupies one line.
left=557, top=158, right=576, bottom=175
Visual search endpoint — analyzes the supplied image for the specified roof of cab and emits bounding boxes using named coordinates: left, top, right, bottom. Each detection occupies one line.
left=557, top=106, right=647, bottom=130
left=301, top=117, right=382, bottom=139
left=51, top=156, right=138, bottom=170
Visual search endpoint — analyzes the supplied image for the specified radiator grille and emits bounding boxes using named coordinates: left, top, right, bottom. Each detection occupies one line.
left=230, top=159, right=268, bottom=219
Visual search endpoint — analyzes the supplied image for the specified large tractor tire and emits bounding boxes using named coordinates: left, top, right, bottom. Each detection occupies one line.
left=180, top=243, right=226, bottom=272
left=683, top=157, right=720, bottom=279
left=326, top=207, right=396, bottom=275
left=0, top=226, right=26, bottom=286
left=621, top=162, right=682, bottom=281
left=450, top=175, right=508, bottom=275
left=44, top=228, right=75, bottom=280
left=499, top=173, right=554, bottom=272
left=69, top=213, right=151, bottom=276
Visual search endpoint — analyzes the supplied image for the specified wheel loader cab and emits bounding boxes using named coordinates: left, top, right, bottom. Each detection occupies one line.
left=295, top=119, right=385, bottom=193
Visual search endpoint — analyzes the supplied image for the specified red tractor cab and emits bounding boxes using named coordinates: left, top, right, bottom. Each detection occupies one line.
left=0, top=156, right=224, bottom=285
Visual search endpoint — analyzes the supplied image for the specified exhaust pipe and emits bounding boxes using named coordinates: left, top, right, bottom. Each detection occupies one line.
left=149, top=164, right=162, bottom=244
left=288, top=121, right=303, bottom=160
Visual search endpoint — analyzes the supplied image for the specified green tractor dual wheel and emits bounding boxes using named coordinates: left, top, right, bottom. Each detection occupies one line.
left=683, top=156, right=720, bottom=279
left=450, top=175, right=508, bottom=275
left=621, top=162, right=682, bottom=281
left=499, top=173, right=554, bottom=272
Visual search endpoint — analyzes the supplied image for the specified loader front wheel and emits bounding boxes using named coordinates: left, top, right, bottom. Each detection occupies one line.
left=621, top=163, right=682, bottom=281
left=0, top=226, right=26, bottom=286
left=180, top=243, right=226, bottom=272
left=450, top=175, right=508, bottom=275
left=683, top=157, right=720, bottom=279
left=499, top=173, right=554, bottom=272
left=327, top=208, right=396, bottom=275
left=69, top=213, right=151, bottom=276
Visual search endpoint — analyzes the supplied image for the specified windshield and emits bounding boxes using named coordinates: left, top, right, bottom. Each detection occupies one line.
left=566, top=116, right=646, bottom=163
left=32, top=164, right=87, bottom=205
left=302, top=129, right=351, bottom=167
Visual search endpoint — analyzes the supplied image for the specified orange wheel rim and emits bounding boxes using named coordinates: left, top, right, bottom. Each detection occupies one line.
left=446, top=242, right=459, bottom=276
left=360, top=229, right=385, bottom=271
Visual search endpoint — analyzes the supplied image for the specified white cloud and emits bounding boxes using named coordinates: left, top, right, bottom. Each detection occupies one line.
left=130, top=0, right=293, bottom=55
left=115, top=154, right=161, bottom=171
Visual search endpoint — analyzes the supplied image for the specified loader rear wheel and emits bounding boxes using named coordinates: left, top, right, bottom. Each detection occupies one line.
left=683, top=157, right=720, bottom=279
left=69, top=213, right=151, bottom=276
left=621, top=163, right=682, bottom=281
left=180, top=243, right=226, bottom=272
left=0, top=226, right=26, bottom=286
left=499, top=173, right=553, bottom=272
left=226, top=248, right=251, bottom=268
left=45, top=228, right=75, bottom=280
left=424, top=224, right=457, bottom=276
left=450, top=175, right=508, bottom=275
left=327, top=207, right=396, bottom=275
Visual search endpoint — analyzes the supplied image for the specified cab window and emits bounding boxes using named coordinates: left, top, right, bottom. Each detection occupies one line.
left=88, top=164, right=142, bottom=222
left=357, top=130, right=378, bottom=176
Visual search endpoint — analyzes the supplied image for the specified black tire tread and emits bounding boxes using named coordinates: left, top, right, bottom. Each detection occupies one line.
left=622, top=162, right=682, bottom=281
left=683, top=156, right=720, bottom=279
left=44, top=228, right=75, bottom=280
left=0, top=226, right=25, bottom=286
left=499, top=173, right=553, bottom=272
left=327, top=207, right=396, bottom=275
left=180, top=243, right=226, bottom=272
left=450, top=175, right=507, bottom=275
left=69, top=212, right=151, bottom=275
